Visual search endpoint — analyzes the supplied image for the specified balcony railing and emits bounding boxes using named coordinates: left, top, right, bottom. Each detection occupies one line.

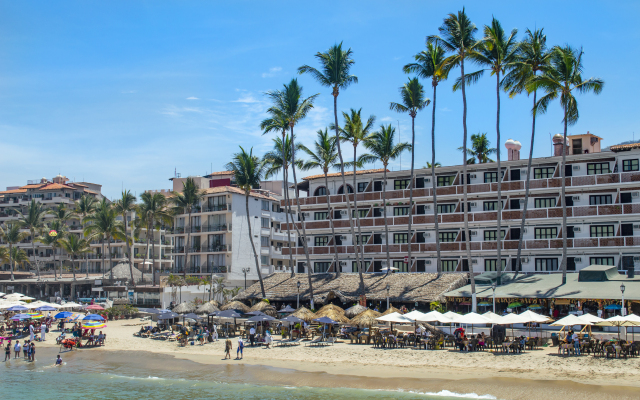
left=202, top=204, right=229, bottom=212
left=173, top=264, right=229, bottom=274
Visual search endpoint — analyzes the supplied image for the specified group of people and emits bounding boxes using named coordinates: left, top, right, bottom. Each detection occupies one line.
left=3, top=339, right=36, bottom=362
left=561, top=329, right=581, bottom=355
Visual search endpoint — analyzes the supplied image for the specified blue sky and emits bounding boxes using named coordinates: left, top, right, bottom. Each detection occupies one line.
left=1, top=1, right=638, bottom=199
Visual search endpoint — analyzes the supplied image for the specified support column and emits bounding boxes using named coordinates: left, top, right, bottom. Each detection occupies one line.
left=70, top=283, right=76, bottom=300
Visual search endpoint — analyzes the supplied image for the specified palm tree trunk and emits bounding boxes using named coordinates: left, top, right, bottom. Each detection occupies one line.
left=382, top=167, right=391, bottom=272
left=101, top=238, right=105, bottom=279
left=407, top=114, right=416, bottom=272
left=31, top=232, right=40, bottom=280
left=185, top=210, right=192, bottom=277
left=84, top=218, right=89, bottom=278
left=72, top=254, right=76, bottom=281
left=108, top=237, right=113, bottom=281
left=52, top=243, right=58, bottom=281
left=560, top=104, right=568, bottom=284
left=246, top=195, right=266, bottom=298
left=515, top=89, right=537, bottom=277
left=143, top=224, right=151, bottom=283
left=324, top=173, right=341, bottom=271
left=9, top=243, right=14, bottom=281
left=495, top=72, right=503, bottom=285
left=431, top=82, right=442, bottom=277
left=125, top=214, right=136, bottom=286
left=353, top=144, right=366, bottom=294
left=288, top=126, right=314, bottom=304
left=152, top=226, right=157, bottom=286
left=331, top=90, right=356, bottom=278
left=281, top=131, right=295, bottom=278
left=460, top=54, right=476, bottom=312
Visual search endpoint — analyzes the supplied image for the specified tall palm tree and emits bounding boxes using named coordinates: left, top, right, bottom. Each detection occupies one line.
left=334, top=108, right=375, bottom=291
left=16, top=200, right=48, bottom=279
left=404, top=40, right=451, bottom=277
left=36, top=221, right=63, bottom=280
left=170, top=177, right=206, bottom=276
left=428, top=8, right=482, bottom=311
left=263, top=134, right=303, bottom=278
left=299, top=129, right=342, bottom=273
left=503, top=28, right=552, bottom=277
left=75, top=195, right=98, bottom=277
left=459, top=133, right=497, bottom=163
left=225, top=147, right=268, bottom=298
left=114, top=190, right=137, bottom=283
left=0, top=247, right=8, bottom=270
left=0, top=223, right=28, bottom=281
left=59, top=234, right=91, bottom=282
left=359, top=124, right=411, bottom=272
left=139, top=192, right=173, bottom=285
left=529, top=45, right=604, bottom=284
left=9, top=247, right=30, bottom=273
left=458, top=17, right=520, bottom=285
left=424, top=162, right=442, bottom=168
left=84, top=202, right=126, bottom=280
left=390, top=77, right=430, bottom=271
left=299, top=43, right=361, bottom=279
left=263, top=79, right=318, bottom=302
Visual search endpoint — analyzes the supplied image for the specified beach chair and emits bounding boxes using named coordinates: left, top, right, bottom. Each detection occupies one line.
left=305, top=336, right=323, bottom=347
left=326, top=337, right=337, bottom=346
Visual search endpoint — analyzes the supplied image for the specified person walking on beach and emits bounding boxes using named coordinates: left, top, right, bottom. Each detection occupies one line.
left=4, top=343, right=11, bottom=361
left=13, top=340, right=21, bottom=359
left=41, top=323, right=46, bottom=341
left=224, top=338, right=232, bottom=359
left=236, top=337, right=244, bottom=360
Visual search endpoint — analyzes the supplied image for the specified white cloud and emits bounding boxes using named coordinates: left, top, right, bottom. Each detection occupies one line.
left=121, top=90, right=137, bottom=94
left=233, top=94, right=259, bottom=103
left=440, top=107, right=452, bottom=112
left=186, top=96, right=199, bottom=100
left=261, top=67, right=283, bottom=78
left=380, top=116, right=393, bottom=122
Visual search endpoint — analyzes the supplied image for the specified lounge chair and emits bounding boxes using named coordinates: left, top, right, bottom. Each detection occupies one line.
left=305, top=336, right=323, bottom=347
left=325, top=337, right=337, bottom=346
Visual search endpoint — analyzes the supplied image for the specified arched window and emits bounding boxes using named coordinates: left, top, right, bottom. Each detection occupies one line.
left=314, top=187, right=327, bottom=196
left=337, top=185, right=354, bottom=194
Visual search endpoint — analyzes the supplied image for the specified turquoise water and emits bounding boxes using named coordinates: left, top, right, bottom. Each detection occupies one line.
left=1, top=347, right=495, bottom=399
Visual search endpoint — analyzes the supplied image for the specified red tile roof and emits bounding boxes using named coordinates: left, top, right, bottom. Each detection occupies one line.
left=0, top=188, right=27, bottom=194
left=610, top=143, right=640, bottom=152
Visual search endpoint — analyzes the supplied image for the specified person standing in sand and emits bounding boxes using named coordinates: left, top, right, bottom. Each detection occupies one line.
left=236, top=337, right=244, bottom=360
left=224, top=338, right=232, bottom=359
left=41, top=323, right=46, bottom=341
left=29, top=324, right=35, bottom=342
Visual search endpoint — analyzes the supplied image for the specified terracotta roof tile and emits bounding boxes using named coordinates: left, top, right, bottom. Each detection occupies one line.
left=206, top=171, right=234, bottom=177
left=302, top=168, right=388, bottom=181
left=202, top=186, right=278, bottom=201
left=19, top=184, right=46, bottom=189
left=39, top=183, right=75, bottom=191
left=610, top=143, right=640, bottom=152
left=0, top=188, right=27, bottom=194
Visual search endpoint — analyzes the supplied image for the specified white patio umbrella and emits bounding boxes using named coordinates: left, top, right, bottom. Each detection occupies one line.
left=375, top=312, right=412, bottom=333
left=578, top=313, right=604, bottom=324
left=482, top=311, right=503, bottom=324
left=402, top=310, right=426, bottom=321
left=595, top=315, right=640, bottom=340
left=550, top=314, right=592, bottom=327
left=0, top=301, right=27, bottom=310
left=59, top=302, right=83, bottom=309
left=4, top=293, right=34, bottom=301
left=452, top=312, right=492, bottom=337
left=416, top=310, right=454, bottom=324
left=0, top=292, right=5, bottom=297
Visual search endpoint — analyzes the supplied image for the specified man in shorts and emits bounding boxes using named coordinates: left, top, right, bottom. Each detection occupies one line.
left=14, top=340, right=21, bottom=359
left=236, top=337, right=244, bottom=360
left=224, top=338, right=232, bottom=359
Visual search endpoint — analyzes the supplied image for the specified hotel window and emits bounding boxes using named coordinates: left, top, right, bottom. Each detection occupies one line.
left=314, top=262, right=330, bottom=273
left=484, top=259, right=506, bottom=272
left=261, top=200, right=270, bottom=211
left=394, top=179, right=410, bottom=190
left=260, top=255, right=269, bottom=265
left=534, top=167, right=555, bottom=179
left=261, top=217, right=270, bottom=228
left=589, top=195, right=612, bottom=205
left=483, top=201, right=503, bottom=211
left=437, top=204, right=456, bottom=214
left=484, top=172, right=498, bottom=183
left=535, top=227, right=557, bottom=239
left=394, top=260, right=408, bottom=273
left=352, top=209, right=368, bottom=218
left=535, top=258, right=558, bottom=271
left=437, top=175, right=454, bottom=187
left=441, top=260, right=457, bottom=272
left=314, top=236, right=329, bottom=246
left=439, top=232, right=457, bottom=243
left=314, top=187, right=327, bottom=196
left=534, top=198, right=556, bottom=208
left=394, top=233, right=408, bottom=244
left=260, top=236, right=270, bottom=247
left=394, top=206, right=410, bottom=216
left=356, top=235, right=370, bottom=245
left=357, top=182, right=368, bottom=192
left=587, top=162, right=610, bottom=175
left=589, top=257, right=615, bottom=266
left=351, top=261, right=370, bottom=272
left=623, top=159, right=639, bottom=172
left=590, top=225, right=614, bottom=237
left=484, top=230, right=505, bottom=241
left=314, top=212, right=328, bottom=220
left=337, top=185, right=353, bottom=194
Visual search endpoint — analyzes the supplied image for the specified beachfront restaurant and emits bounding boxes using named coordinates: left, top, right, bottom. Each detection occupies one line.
left=444, top=265, right=640, bottom=319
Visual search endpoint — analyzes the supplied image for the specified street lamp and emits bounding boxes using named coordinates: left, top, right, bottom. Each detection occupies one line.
left=242, top=267, right=250, bottom=290
left=491, top=282, right=497, bottom=314
left=620, top=283, right=626, bottom=316
left=386, top=284, right=390, bottom=309
left=296, top=281, right=301, bottom=309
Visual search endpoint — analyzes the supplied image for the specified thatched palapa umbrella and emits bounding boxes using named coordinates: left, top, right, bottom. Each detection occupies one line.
left=317, top=309, right=350, bottom=324
left=349, top=309, right=382, bottom=327
left=196, top=301, right=220, bottom=315
left=290, top=306, right=317, bottom=323
left=315, top=304, right=345, bottom=318
left=172, top=302, right=195, bottom=314
left=381, top=306, right=401, bottom=316
left=250, top=301, right=277, bottom=317
left=344, top=304, right=368, bottom=319
left=220, top=300, right=250, bottom=313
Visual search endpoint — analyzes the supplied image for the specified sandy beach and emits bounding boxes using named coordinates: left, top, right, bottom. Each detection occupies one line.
left=34, top=320, right=640, bottom=400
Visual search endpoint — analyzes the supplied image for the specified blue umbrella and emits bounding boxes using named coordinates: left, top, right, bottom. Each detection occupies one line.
left=11, top=313, right=31, bottom=320
left=213, top=310, right=243, bottom=318
left=83, top=314, right=105, bottom=321
left=245, top=311, right=267, bottom=316
left=313, top=317, right=338, bottom=325
left=157, top=312, right=179, bottom=320
left=604, top=304, right=622, bottom=310
left=36, top=306, right=58, bottom=311
left=281, top=315, right=305, bottom=324
left=55, top=311, right=73, bottom=319
left=246, top=315, right=277, bottom=322
left=7, top=305, right=28, bottom=311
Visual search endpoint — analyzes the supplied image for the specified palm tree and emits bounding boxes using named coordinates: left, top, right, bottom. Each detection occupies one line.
left=225, top=147, right=268, bottom=298
left=9, top=247, right=30, bottom=272
left=59, top=234, right=91, bottom=281
left=299, top=43, right=361, bottom=279
left=84, top=201, right=126, bottom=280
left=390, top=77, right=430, bottom=271
left=458, top=17, right=519, bottom=285
left=428, top=8, right=482, bottom=311
left=299, top=129, right=342, bottom=273
left=263, top=79, right=318, bottom=301
left=36, top=222, right=62, bottom=280
left=15, top=200, right=48, bottom=279
left=75, top=195, right=98, bottom=277
left=170, top=177, right=206, bottom=276
left=0, top=223, right=28, bottom=281
left=459, top=133, right=497, bottom=163
left=114, top=190, right=137, bottom=284
left=263, top=134, right=303, bottom=278
left=359, top=124, right=411, bottom=272
left=139, top=192, right=173, bottom=285
left=502, top=28, right=552, bottom=277
left=334, top=108, right=375, bottom=291
left=529, top=45, right=604, bottom=284
left=404, top=40, right=452, bottom=277
left=0, top=247, right=8, bottom=269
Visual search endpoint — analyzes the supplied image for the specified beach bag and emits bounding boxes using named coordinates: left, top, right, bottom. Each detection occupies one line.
left=190, top=341, right=195, bottom=346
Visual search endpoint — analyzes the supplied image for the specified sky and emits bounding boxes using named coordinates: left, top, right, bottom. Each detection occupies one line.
left=1, top=1, right=639, bottom=200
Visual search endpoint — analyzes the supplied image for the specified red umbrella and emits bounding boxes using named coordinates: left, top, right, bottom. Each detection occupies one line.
left=86, top=304, right=104, bottom=310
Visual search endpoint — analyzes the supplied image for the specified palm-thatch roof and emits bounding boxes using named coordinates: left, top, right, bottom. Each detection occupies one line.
left=290, top=306, right=317, bottom=322
left=349, top=309, right=382, bottom=326
left=106, top=263, right=143, bottom=281
left=220, top=300, right=250, bottom=313
left=234, top=273, right=467, bottom=305
left=172, top=302, right=195, bottom=314
left=344, top=304, right=369, bottom=319
left=317, top=309, right=350, bottom=324
left=250, top=301, right=277, bottom=317
left=315, top=303, right=345, bottom=317
left=381, top=306, right=401, bottom=316
left=195, top=301, right=220, bottom=315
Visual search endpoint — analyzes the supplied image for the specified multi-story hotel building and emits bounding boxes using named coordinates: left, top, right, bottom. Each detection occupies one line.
left=282, top=133, right=640, bottom=276
left=166, top=172, right=297, bottom=287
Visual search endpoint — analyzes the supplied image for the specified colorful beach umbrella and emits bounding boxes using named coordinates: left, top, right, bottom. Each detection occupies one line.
left=83, top=314, right=105, bottom=321
left=478, top=301, right=492, bottom=306
left=26, top=312, right=43, bottom=319
left=55, top=311, right=73, bottom=319
left=11, top=313, right=31, bottom=320
left=86, top=304, right=105, bottom=310
left=7, top=305, right=29, bottom=311
left=527, top=304, right=542, bottom=310
left=507, top=302, right=523, bottom=308
left=36, top=305, right=58, bottom=311
left=82, top=320, right=107, bottom=329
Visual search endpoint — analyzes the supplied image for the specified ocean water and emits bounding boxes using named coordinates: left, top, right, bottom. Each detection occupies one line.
left=1, top=347, right=495, bottom=400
